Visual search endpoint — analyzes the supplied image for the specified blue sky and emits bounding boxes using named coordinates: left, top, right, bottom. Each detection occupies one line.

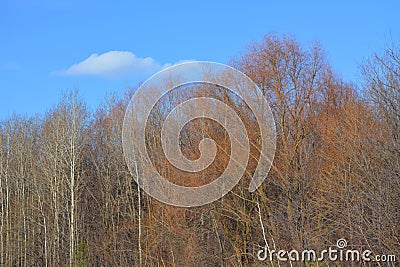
left=1, top=0, right=399, bottom=119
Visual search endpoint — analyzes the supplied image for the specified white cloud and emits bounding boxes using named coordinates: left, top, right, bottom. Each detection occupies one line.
left=1, top=62, right=21, bottom=71
left=53, top=51, right=175, bottom=78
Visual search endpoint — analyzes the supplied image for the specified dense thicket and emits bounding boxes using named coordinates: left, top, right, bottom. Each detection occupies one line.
left=1, top=34, right=399, bottom=266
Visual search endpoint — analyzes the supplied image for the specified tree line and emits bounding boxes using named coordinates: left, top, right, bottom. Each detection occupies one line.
left=0, top=34, right=399, bottom=266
